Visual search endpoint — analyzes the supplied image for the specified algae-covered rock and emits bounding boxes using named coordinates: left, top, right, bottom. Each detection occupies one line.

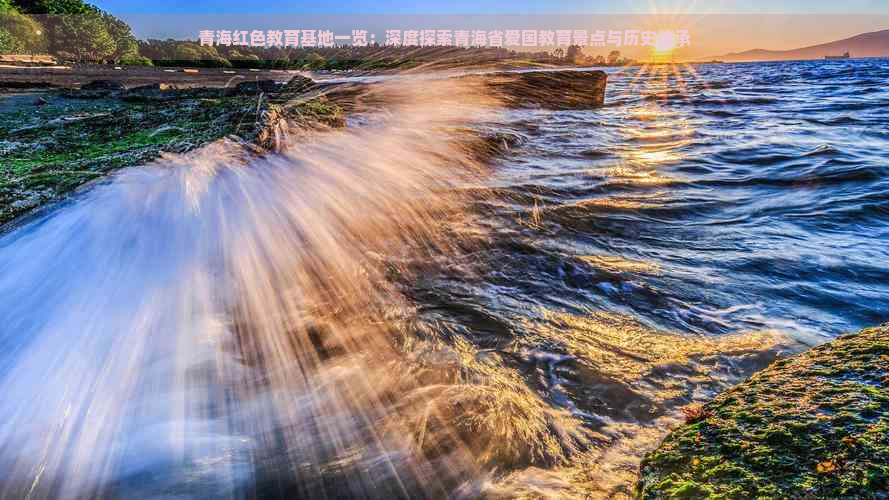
left=637, top=325, right=889, bottom=499
left=0, top=77, right=344, bottom=227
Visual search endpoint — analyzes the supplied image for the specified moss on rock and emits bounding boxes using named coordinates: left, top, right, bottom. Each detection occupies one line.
left=637, top=325, right=889, bottom=499
left=0, top=80, right=343, bottom=226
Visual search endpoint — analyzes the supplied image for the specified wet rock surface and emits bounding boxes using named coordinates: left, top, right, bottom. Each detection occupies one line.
left=80, top=80, right=127, bottom=92
left=121, top=83, right=181, bottom=102
left=0, top=69, right=606, bottom=228
left=282, top=74, right=316, bottom=93
left=234, top=79, right=282, bottom=94
left=637, top=325, right=889, bottom=498
left=0, top=74, right=344, bottom=227
left=478, top=70, right=607, bottom=109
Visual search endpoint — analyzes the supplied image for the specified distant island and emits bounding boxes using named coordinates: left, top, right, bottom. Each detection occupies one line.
left=718, top=28, right=889, bottom=62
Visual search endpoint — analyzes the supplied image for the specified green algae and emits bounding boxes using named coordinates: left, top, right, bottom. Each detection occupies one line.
left=0, top=87, right=343, bottom=226
left=637, top=325, right=889, bottom=499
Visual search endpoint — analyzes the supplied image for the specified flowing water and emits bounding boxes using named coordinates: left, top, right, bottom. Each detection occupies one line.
left=1, top=60, right=888, bottom=499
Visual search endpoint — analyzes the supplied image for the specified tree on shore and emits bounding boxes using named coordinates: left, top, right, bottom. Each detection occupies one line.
left=0, top=0, right=47, bottom=53
left=10, top=0, right=88, bottom=14
left=3, top=0, right=560, bottom=70
left=9, top=0, right=141, bottom=62
left=51, top=8, right=114, bottom=60
left=102, top=11, right=139, bottom=61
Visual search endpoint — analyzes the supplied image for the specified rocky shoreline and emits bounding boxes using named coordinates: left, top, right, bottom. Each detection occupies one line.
left=3, top=65, right=886, bottom=499
left=0, top=75, right=342, bottom=227
left=637, top=325, right=889, bottom=498
left=0, top=69, right=606, bottom=229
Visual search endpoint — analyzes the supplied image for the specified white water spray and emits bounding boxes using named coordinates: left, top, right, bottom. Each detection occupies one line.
left=0, top=79, right=499, bottom=499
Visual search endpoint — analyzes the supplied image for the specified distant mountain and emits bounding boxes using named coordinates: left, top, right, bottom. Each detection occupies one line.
left=718, top=28, right=889, bottom=61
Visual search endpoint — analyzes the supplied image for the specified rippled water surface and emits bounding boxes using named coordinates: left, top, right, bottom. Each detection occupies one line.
left=401, top=59, right=889, bottom=495
left=477, top=59, right=889, bottom=340
left=1, top=60, right=888, bottom=499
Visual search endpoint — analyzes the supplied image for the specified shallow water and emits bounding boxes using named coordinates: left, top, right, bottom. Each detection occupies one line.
left=1, top=60, right=888, bottom=498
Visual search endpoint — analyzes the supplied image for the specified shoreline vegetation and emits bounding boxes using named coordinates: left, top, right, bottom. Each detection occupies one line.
left=638, top=325, right=888, bottom=498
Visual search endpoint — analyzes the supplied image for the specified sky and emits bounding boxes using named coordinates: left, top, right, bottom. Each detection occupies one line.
left=85, top=1, right=889, bottom=58
left=90, top=0, right=889, bottom=16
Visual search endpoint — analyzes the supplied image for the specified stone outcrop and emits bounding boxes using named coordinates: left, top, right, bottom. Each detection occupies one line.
left=0, top=74, right=341, bottom=228
left=80, top=79, right=127, bottom=92
left=477, top=70, right=607, bottom=109
left=281, top=74, right=315, bottom=93
left=121, top=83, right=181, bottom=102
left=637, top=325, right=889, bottom=498
left=63, top=79, right=127, bottom=98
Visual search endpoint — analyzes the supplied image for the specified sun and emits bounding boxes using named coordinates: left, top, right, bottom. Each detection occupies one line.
left=653, top=31, right=677, bottom=57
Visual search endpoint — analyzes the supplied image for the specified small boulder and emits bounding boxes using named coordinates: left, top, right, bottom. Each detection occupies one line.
left=64, top=79, right=127, bottom=99
left=282, top=74, right=315, bottom=94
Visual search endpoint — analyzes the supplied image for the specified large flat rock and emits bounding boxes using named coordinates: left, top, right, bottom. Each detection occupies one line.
left=476, top=70, right=607, bottom=109
left=316, top=69, right=608, bottom=112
